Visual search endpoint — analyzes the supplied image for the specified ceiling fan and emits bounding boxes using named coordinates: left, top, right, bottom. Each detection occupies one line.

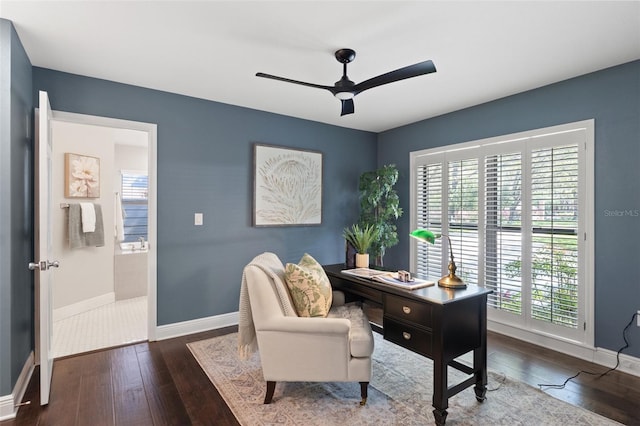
left=256, top=48, right=437, bottom=116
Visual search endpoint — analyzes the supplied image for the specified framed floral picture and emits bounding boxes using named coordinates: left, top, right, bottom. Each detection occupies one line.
left=253, top=144, right=322, bottom=226
left=64, top=153, right=100, bottom=198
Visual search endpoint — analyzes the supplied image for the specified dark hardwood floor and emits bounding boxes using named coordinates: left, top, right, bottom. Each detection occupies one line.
left=3, top=324, right=639, bottom=426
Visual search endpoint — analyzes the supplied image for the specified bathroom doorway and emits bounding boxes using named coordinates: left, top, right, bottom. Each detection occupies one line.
left=47, top=112, right=157, bottom=358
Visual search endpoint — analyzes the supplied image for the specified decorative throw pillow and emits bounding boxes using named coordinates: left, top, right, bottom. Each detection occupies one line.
left=284, top=253, right=333, bottom=318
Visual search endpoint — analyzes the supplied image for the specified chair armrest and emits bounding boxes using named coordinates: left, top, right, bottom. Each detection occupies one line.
left=255, top=317, right=354, bottom=381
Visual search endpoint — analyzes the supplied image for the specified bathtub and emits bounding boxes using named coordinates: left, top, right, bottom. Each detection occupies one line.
left=115, top=242, right=148, bottom=300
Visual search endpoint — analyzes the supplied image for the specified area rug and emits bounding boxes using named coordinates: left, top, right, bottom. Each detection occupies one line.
left=187, top=333, right=619, bottom=425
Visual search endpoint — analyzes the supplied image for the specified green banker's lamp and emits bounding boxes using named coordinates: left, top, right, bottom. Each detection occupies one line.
left=410, top=229, right=466, bottom=289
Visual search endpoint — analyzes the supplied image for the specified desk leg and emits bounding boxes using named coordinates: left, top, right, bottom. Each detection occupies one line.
left=473, top=349, right=487, bottom=402
left=473, top=300, right=488, bottom=402
left=432, top=354, right=448, bottom=425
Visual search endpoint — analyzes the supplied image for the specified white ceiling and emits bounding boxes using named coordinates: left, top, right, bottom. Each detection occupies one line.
left=2, top=1, right=639, bottom=133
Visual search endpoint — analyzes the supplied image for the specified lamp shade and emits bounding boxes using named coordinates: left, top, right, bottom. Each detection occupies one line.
left=409, top=229, right=439, bottom=244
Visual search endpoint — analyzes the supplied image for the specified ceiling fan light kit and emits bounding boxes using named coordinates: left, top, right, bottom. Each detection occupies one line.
left=256, top=48, right=436, bottom=116
left=334, top=91, right=354, bottom=100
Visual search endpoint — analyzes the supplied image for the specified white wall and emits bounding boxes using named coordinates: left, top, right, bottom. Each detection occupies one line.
left=52, top=121, right=116, bottom=309
left=114, top=144, right=148, bottom=190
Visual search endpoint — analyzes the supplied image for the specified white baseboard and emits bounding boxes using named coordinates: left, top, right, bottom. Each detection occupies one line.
left=0, top=395, right=13, bottom=421
left=594, top=347, right=640, bottom=377
left=0, top=351, right=34, bottom=421
left=154, top=311, right=238, bottom=341
left=489, top=320, right=640, bottom=378
left=53, top=292, right=115, bottom=322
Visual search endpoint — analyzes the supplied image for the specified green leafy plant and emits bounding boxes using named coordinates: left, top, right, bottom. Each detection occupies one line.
left=358, top=164, right=403, bottom=266
left=342, top=224, right=376, bottom=254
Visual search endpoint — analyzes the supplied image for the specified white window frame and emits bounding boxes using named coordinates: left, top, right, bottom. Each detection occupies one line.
left=410, top=120, right=595, bottom=350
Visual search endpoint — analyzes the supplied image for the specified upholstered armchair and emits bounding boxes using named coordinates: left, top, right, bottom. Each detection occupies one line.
left=238, top=252, right=374, bottom=405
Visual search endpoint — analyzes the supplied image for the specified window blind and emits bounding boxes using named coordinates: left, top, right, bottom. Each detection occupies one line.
left=121, top=172, right=148, bottom=243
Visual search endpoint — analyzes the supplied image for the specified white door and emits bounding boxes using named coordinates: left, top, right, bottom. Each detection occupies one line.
left=30, top=90, right=58, bottom=405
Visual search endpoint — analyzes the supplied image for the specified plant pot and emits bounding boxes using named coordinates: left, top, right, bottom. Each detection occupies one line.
left=355, top=253, right=369, bottom=268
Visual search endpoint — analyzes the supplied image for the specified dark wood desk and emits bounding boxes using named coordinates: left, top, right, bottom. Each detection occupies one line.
left=324, top=264, right=492, bottom=426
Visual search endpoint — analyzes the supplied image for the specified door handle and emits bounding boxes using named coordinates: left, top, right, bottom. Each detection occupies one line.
left=28, top=262, right=43, bottom=270
left=28, top=260, right=60, bottom=271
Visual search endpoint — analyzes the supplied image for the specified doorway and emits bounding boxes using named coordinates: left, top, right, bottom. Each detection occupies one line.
left=46, top=111, right=157, bottom=357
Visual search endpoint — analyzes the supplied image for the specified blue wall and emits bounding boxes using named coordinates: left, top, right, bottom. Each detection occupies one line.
left=32, top=68, right=377, bottom=325
left=0, top=19, right=33, bottom=396
left=378, top=60, right=640, bottom=356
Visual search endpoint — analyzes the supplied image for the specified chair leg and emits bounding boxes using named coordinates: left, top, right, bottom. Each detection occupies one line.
left=264, top=381, right=276, bottom=404
left=359, top=382, right=369, bottom=406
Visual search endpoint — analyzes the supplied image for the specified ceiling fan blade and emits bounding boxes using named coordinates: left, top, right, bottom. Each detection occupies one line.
left=255, top=72, right=333, bottom=91
left=353, top=60, right=436, bottom=94
left=340, top=99, right=354, bottom=116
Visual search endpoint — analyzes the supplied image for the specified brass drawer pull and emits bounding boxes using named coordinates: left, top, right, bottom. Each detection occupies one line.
left=403, top=306, right=411, bottom=315
left=403, top=332, right=412, bottom=340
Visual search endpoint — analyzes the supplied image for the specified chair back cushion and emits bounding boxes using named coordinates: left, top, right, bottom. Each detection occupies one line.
left=284, top=253, right=333, bottom=317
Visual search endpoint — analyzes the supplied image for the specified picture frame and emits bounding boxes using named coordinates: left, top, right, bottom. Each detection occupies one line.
left=253, top=143, right=323, bottom=227
left=64, top=152, right=100, bottom=198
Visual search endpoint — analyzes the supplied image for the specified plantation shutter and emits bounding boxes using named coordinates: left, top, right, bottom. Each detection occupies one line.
left=447, top=158, right=479, bottom=284
left=530, top=144, right=579, bottom=328
left=412, top=121, right=590, bottom=343
left=415, top=162, right=443, bottom=279
left=484, top=153, right=523, bottom=314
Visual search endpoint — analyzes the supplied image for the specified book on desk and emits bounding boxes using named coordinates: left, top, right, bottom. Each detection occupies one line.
left=340, top=268, right=435, bottom=290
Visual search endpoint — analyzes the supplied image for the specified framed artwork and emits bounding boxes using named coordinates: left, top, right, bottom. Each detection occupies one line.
left=64, top=153, right=100, bottom=198
left=253, top=143, right=322, bottom=227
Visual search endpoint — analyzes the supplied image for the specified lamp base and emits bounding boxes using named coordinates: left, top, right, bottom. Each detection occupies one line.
left=438, top=274, right=466, bottom=289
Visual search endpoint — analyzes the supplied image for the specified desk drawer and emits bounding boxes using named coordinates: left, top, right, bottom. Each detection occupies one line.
left=384, top=294, right=432, bottom=327
left=383, top=318, right=433, bottom=358
left=329, top=276, right=383, bottom=304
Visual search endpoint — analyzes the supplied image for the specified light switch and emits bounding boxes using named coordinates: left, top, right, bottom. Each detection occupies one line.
left=194, top=213, right=203, bottom=226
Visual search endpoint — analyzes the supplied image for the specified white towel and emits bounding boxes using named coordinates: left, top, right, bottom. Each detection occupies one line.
left=80, top=202, right=96, bottom=233
left=115, top=192, right=125, bottom=242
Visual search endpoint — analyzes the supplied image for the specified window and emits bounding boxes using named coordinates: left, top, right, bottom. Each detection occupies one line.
left=121, top=170, right=148, bottom=243
left=410, top=121, right=593, bottom=344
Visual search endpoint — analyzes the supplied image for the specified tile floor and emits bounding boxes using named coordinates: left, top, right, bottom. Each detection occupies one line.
left=52, top=296, right=148, bottom=358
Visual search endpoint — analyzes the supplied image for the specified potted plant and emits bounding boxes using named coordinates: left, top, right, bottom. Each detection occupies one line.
left=343, top=224, right=376, bottom=268
left=358, top=164, right=402, bottom=266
